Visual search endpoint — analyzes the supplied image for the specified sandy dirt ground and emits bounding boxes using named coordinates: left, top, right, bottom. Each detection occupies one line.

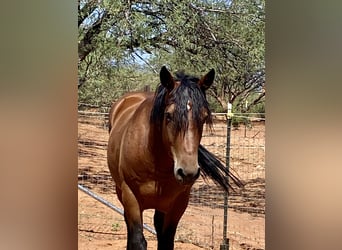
left=78, top=113, right=265, bottom=250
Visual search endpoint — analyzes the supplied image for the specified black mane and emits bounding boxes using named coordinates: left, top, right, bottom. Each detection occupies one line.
left=150, top=71, right=213, bottom=134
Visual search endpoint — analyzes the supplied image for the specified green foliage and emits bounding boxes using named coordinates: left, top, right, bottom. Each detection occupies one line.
left=111, top=222, right=120, bottom=232
left=78, top=65, right=158, bottom=108
left=78, top=0, right=265, bottom=110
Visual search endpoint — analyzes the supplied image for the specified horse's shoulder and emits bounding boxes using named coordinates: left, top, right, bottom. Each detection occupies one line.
left=109, top=91, right=155, bottom=133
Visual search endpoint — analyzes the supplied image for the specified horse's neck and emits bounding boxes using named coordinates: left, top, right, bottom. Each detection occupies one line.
left=149, top=126, right=173, bottom=164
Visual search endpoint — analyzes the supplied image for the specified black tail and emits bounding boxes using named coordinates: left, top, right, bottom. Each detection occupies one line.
left=198, top=144, right=244, bottom=192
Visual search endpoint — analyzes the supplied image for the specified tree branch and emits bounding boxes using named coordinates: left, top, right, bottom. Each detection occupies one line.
left=78, top=10, right=110, bottom=62
left=78, top=0, right=98, bottom=27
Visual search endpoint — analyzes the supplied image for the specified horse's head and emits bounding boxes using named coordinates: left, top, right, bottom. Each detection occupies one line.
left=152, top=66, right=215, bottom=185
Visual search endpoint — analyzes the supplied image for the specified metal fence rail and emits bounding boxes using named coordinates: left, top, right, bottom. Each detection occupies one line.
left=78, top=184, right=157, bottom=235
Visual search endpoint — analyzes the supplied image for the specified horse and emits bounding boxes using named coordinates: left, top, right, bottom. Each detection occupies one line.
left=107, top=66, right=242, bottom=250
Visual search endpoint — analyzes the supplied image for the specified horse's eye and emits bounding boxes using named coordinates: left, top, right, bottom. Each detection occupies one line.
left=165, top=112, right=173, bottom=122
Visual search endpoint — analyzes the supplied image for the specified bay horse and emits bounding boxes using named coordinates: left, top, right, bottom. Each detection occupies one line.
left=107, top=66, right=242, bottom=250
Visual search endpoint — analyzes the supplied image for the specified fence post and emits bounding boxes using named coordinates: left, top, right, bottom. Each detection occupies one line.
left=221, top=103, right=232, bottom=250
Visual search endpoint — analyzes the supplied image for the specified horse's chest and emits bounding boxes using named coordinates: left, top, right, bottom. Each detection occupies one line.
left=138, top=181, right=189, bottom=212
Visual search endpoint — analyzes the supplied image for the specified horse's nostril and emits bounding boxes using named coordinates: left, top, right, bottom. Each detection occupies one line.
left=177, top=168, right=185, bottom=178
left=176, top=167, right=200, bottom=183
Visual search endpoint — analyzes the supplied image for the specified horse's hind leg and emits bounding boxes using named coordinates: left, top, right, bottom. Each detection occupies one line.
left=121, top=182, right=147, bottom=250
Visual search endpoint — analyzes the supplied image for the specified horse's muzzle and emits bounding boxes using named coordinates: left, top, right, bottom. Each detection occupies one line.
left=175, top=166, right=200, bottom=184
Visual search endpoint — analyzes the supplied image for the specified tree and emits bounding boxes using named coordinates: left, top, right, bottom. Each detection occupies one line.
left=148, top=0, right=265, bottom=112
left=78, top=0, right=265, bottom=111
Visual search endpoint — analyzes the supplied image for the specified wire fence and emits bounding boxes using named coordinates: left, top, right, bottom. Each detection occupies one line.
left=78, top=110, right=265, bottom=249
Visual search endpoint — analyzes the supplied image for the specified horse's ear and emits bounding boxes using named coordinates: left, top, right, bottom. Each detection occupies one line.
left=160, top=66, right=175, bottom=91
left=199, top=69, right=215, bottom=91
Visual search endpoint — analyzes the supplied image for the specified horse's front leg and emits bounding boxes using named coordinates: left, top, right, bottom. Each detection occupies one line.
left=154, top=210, right=178, bottom=250
left=121, top=182, right=146, bottom=250
left=154, top=191, right=191, bottom=250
